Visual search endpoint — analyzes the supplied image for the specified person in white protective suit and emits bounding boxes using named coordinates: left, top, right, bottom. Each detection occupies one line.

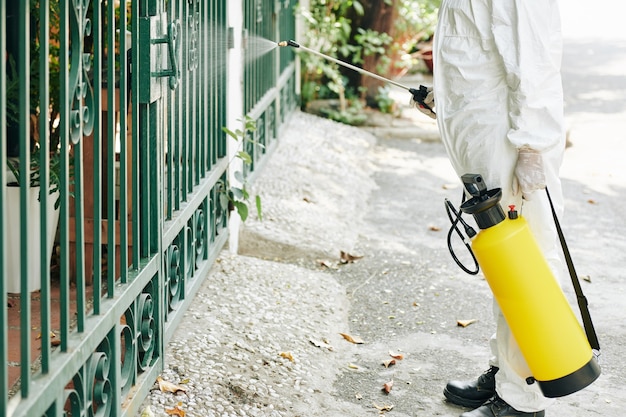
left=414, top=1, right=566, bottom=416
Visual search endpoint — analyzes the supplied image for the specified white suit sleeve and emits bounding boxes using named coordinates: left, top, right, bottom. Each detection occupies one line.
left=491, top=0, right=565, bottom=152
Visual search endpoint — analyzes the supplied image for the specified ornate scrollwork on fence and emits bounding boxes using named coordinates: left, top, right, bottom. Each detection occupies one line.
left=287, top=76, right=297, bottom=113
left=208, top=192, right=216, bottom=244
left=187, top=0, right=199, bottom=71
left=247, top=114, right=264, bottom=173
left=87, top=347, right=113, bottom=415
left=68, top=0, right=95, bottom=143
left=137, top=284, right=158, bottom=371
left=213, top=180, right=227, bottom=238
left=167, top=241, right=183, bottom=313
left=267, top=103, right=275, bottom=147
left=255, top=0, right=264, bottom=23
left=63, top=337, right=113, bottom=416
left=194, top=204, right=206, bottom=268
left=63, top=387, right=83, bottom=416
left=244, top=130, right=255, bottom=178
left=280, top=82, right=288, bottom=123
left=120, top=307, right=136, bottom=395
left=184, top=222, right=194, bottom=280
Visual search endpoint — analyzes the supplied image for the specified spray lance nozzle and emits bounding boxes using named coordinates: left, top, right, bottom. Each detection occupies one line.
left=278, top=40, right=300, bottom=48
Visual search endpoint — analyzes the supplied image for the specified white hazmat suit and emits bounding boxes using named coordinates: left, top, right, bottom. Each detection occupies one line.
left=432, top=0, right=566, bottom=412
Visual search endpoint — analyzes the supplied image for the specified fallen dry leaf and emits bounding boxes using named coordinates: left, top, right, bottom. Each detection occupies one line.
left=429, top=225, right=441, bottom=232
left=382, top=380, right=394, bottom=393
left=309, top=338, right=334, bottom=351
left=157, top=377, right=187, bottom=394
left=373, top=402, right=394, bottom=412
left=582, top=275, right=592, bottom=283
left=165, top=404, right=185, bottom=417
left=37, top=331, right=57, bottom=340
left=317, top=259, right=338, bottom=270
left=339, top=251, right=363, bottom=264
left=279, top=351, right=295, bottom=362
left=457, top=319, right=478, bottom=328
left=339, top=333, right=364, bottom=344
left=50, top=331, right=62, bottom=347
left=348, top=363, right=360, bottom=370
left=587, top=199, right=597, bottom=205
left=382, top=359, right=396, bottom=368
left=388, top=351, right=404, bottom=360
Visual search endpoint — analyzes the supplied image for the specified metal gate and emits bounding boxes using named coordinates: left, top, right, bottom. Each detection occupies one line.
left=0, top=1, right=298, bottom=416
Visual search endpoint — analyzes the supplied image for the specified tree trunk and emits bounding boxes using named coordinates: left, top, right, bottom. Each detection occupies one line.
left=343, top=0, right=398, bottom=105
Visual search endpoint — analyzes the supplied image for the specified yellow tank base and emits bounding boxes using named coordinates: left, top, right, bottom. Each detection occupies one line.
left=537, top=355, right=601, bottom=398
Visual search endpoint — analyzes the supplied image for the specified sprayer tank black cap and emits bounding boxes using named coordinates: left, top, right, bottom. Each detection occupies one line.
left=460, top=188, right=506, bottom=229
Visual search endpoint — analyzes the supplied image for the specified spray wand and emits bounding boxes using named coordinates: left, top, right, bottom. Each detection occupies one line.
left=278, top=40, right=434, bottom=114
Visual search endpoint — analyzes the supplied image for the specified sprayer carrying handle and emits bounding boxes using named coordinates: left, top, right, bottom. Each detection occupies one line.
left=410, top=85, right=436, bottom=119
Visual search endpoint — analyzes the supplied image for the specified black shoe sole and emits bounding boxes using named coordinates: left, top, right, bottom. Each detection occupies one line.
left=443, top=387, right=492, bottom=409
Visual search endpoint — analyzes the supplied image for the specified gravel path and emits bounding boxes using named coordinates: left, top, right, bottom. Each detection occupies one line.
left=140, top=112, right=383, bottom=417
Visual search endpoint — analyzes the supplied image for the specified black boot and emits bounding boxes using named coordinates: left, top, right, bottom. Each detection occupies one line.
left=460, top=394, right=545, bottom=417
left=444, top=366, right=498, bottom=408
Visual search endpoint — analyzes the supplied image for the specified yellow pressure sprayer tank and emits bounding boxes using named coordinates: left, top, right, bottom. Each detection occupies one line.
left=457, top=174, right=600, bottom=398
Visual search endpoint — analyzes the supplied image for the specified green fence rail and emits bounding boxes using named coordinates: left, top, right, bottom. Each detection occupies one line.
left=1, top=1, right=298, bottom=416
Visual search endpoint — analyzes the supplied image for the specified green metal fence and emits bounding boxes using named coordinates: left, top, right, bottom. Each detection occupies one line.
left=243, top=0, right=298, bottom=176
left=1, top=1, right=298, bottom=416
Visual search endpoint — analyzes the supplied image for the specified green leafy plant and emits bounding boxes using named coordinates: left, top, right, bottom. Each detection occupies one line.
left=5, top=56, right=67, bottom=209
left=393, top=0, right=440, bottom=74
left=5, top=57, right=20, bottom=128
left=320, top=99, right=368, bottom=126
left=221, top=116, right=263, bottom=222
left=5, top=0, right=62, bottom=149
left=396, top=0, right=440, bottom=41
left=297, top=0, right=440, bottom=123
left=374, top=86, right=397, bottom=114
left=299, top=1, right=391, bottom=123
left=298, top=0, right=362, bottom=110
left=353, top=27, right=393, bottom=73
left=6, top=147, right=67, bottom=210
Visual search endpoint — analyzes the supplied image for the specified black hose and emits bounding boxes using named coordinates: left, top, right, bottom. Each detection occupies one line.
left=445, top=198, right=480, bottom=275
